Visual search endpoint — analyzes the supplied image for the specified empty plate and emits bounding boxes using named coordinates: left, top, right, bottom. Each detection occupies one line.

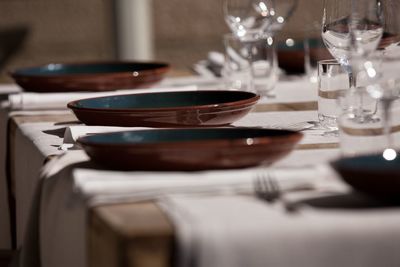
left=77, top=128, right=303, bottom=171
left=68, top=90, right=260, bottom=127
left=9, top=61, right=169, bottom=92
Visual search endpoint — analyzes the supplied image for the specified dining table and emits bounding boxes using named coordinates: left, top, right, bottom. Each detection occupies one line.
left=2, top=73, right=400, bottom=267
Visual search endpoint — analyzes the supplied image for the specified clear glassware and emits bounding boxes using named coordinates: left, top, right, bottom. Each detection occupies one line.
left=318, top=59, right=351, bottom=136
left=223, top=0, right=275, bottom=39
left=321, top=0, right=383, bottom=123
left=223, top=0, right=298, bottom=97
left=365, top=0, right=400, bottom=160
left=223, top=0, right=298, bottom=38
left=223, top=33, right=277, bottom=97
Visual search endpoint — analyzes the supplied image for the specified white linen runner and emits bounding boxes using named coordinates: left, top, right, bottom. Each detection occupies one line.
left=10, top=75, right=341, bottom=267
left=36, top=149, right=342, bottom=267
left=160, top=194, right=400, bottom=267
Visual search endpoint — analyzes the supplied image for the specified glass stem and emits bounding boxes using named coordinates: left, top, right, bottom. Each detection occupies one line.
left=382, top=98, right=393, bottom=149
left=349, top=69, right=367, bottom=123
left=246, top=42, right=255, bottom=92
left=349, top=71, right=356, bottom=88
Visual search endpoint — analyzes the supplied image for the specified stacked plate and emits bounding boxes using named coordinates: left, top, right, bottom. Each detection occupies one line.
left=10, top=61, right=303, bottom=170
left=78, top=128, right=303, bottom=171
left=69, top=90, right=303, bottom=170
left=67, top=90, right=260, bottom=127
left=10, top=61, right=170, bottom=92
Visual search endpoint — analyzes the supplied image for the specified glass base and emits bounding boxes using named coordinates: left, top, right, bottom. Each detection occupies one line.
left=347, top=112, right=380, bottom=124
left=322, top=129, right=339, bottom=137
left=318, top=114, right=338, bottom=131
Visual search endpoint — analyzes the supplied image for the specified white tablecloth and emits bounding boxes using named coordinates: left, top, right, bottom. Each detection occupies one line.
left=161, top=194, right=400, bottom=267
left=0, top=80, right=201, bottom=248
left=0, top=84, right=21, bottom=249
left=35, top=147, right=341, bottom=267
left=4, top=75, right=343, bottom=267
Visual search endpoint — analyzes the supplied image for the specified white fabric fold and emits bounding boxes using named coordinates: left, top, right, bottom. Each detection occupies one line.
left=73, top=164, right=341, bottom=206
left=160, top=194, right=400, bottom=267
left=36, top=148, right=342, bottom=267
left=0, top=85, right=70, bottom=249
left=6, top=85, right=197, bottom=110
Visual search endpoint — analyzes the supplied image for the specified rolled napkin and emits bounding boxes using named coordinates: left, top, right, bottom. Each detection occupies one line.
left=193, top=51, right=225, bottom=77
left=0, top=84, right=21, bottom=95
left=6, top=85, right=197, bottom=110
left=73, top=163, right=343, bottom=205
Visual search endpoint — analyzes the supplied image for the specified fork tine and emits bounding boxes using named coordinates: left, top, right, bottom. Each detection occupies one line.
left=265, top=174, right=277, bottom=201
left=253, top=173, right=277, bottom=202
left=268, top=173, right=280, bottom=199
left=253, top=175, right=262, bottom=197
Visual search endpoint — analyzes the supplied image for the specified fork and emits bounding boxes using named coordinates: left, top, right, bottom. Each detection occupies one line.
left=253, top=173, right=281, bottom=202
left=267, top=121, right=320, bottom=132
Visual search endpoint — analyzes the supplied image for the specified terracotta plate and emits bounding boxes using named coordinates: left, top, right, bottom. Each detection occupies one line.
left=68, top=90, right=260, bottom=127
left=9, top=61, right=169, bottom=92
left=77, top=127, right=303, bottom=171
left=331, top=154, right=400, bottom=201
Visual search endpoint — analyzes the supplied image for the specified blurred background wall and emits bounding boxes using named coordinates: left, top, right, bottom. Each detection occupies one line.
left=0, top=0, right=115, bottom=81
left=0, top=0, right=324, bottom=81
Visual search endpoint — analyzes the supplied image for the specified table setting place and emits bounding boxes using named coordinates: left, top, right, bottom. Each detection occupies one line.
left=2, top=0, right=400, bottom=267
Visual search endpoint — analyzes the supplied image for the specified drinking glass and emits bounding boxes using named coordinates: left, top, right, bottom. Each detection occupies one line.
left=318, top=59, right=351, bottom=135
left=267, top=0, right=298, bottom=36
left=304, top=21, right=333, bottom=83
left=364, top=0, right=400, bottom=160
left=223, top=0, right=275, bottom=38
left=321, top=0, right=383, bottom=123
left=223, top=0, right=298, bottom=96
left=223, top=33, right=277, bottom=96
left=223, top=0, right=298, bottom=38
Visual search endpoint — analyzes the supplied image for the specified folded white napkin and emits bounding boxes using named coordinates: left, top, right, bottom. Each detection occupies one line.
left=193, top=51, right=225, bottom=77
left=73, top=164, right=341, bottom=205
left=6, top=85, right=197, bottom=110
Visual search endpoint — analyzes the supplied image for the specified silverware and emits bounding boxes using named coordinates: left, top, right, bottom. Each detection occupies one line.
left=268, top=121, right=320, bottom=131
left=254, top=173, right=281, bottom=202
left=288, top=121, right=320, bottom=130
left=254, top=172, right=317, bottom=212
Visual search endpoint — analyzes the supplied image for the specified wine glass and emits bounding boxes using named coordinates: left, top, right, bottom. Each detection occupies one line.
left=223, top=0, right=275, bottom=39
left=365, top=0, right=400, bottom=160
left=223, top=0, right=298, bottom=97
left=322, top=0, right=384, bottom=123
left=223, top=0, right=298, bottom=38
left=267, top=0, right=298, bottom=35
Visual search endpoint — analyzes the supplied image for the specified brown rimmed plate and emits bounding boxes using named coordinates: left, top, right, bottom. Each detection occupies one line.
left=77, top=127, right=303, bottom=171
left=9, top=61, right=169, bottom=92
left=68, top=90, right=260, bottom=127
